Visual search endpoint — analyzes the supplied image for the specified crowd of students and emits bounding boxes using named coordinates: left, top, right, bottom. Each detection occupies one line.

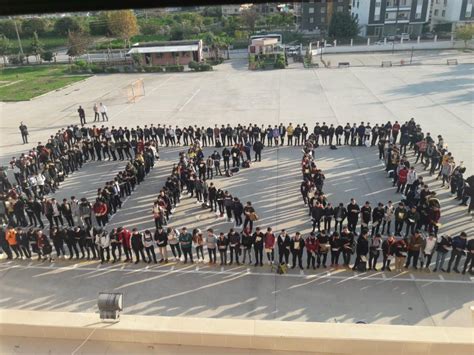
left=1, top=118, right=472, bottom=275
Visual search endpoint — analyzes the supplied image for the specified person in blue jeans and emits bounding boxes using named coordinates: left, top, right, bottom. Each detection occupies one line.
left=433, top=235, right=452, bottom=272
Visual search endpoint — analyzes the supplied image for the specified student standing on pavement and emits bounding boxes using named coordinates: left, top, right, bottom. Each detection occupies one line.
left=277, top=229, right=291, bottom=265
left=179, top=227, right=193, bottom=264
left=447, top=232, right=467, bottom=273
left=78, top=106, right=86, bottom=125
left=93, top=103, right=100, bottom=122
left=290, top=232, right=305, bottom=270
left=100, top=103, right=109, bottom=121
left=19, top=122, right=29, bottom=144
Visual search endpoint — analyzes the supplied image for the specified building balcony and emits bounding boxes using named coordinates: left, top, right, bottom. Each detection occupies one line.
left=385, top=6, right=412, bottom=11
left=384, top=19, right=410, bottom=24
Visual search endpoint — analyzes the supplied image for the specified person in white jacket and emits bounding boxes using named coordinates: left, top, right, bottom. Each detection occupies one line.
left=405, top=167, right=418, bottom=195
left=95, top=228, right=110, bottom=263
left=142, top=229, right=157, bottom=263
left=70, top=196, right=80, bottom=226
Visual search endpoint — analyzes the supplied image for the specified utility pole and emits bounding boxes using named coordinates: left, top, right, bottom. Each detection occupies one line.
left=13, top=18, right=24, bottom=56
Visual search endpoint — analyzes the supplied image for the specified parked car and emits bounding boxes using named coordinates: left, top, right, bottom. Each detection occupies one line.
left=396, top=33, right=411, bottom=41
left=386, top=35, right=396, bottom=42
left=422, top=32, right=435, bottom=39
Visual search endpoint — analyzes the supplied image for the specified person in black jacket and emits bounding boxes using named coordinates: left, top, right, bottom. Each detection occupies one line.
left=253, top=227, right=264, bottom=266
left=217, top=232, right=229, bottom=265
left=231, top=145, right=240, bottom=167
left=241, top=228, right=254, bottom=264
left=110, top=228, right=122, bottom=263
left=329, top=232, right=342, bottom=267
left=324, top=203, right=334, bottom=233
left=290, top=232, right=305, bottom=269
left=371, top=203, right=385, bottom=237
left=130, top=228, right=146, bottom=264
left=226, top=228, right=240, bottom=265
left=317, top=230, right=330, bottom=268
left=462, top=238, right=474, bottom=275
left=340, top=227, right=354, bottom=267
left=352, top=231, right=369, bottom=271
left=277, top=229, right=291, bottom=265
left=233, top=198, right=244, bottom=227
left=346, top=199, right=360, bottom=234
left=253, top=139, right=264, bottom=162
left=222, top=147, right=231, bottom=170
left=333, top=203, right=347, bottom=233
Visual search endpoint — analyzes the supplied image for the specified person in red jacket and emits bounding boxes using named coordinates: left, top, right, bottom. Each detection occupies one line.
left=264, top=227, right=276, bottom=265
left=396, top=166, right=408, bottom=193
left=392, top=121, right=401, bottom=143
left=118, top=226, right=132, bottom=262
left=93, top=198, right=108, bottom=226
left=305, top=232, right=319, bottom=269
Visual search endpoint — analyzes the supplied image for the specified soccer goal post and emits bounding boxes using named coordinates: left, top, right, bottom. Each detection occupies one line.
left=124, top=79, right=145, bottom=103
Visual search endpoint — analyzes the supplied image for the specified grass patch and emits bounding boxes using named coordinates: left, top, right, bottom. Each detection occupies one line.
left=0, top=65, right=90, bottom=101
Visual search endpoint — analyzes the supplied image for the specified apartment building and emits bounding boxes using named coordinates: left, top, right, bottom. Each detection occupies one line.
left=430, top=0, right=473, bottom=30
left=352, top=0, right=431, bottom=37
left=300, top=0, right=352, bottom=33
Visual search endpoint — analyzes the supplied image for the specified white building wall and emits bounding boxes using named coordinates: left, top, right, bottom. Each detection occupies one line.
left=351, top=0, right=371, bottom=36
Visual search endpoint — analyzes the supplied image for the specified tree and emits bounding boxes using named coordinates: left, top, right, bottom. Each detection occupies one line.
left=54, top=17, right=82, bottom=36
left=0, top=20, right=18, bottom=38
left=66, top=31, right=91, bottom=58
left=328, top=12, right=359, bottom=39
left=22, top=18, right=48, bottom=36
left=106, top=10, right=139, bottom=47
left=241, top=9, right=259, bottom=32
left=456, top=24, right=474, bottom=48
left=89, top=13, right=109, bottom=36
left=267, top=13, right=294, bottom=29
left=30, top=31, right=44, bottom=61
left=0, top=35, right=11, bottom=64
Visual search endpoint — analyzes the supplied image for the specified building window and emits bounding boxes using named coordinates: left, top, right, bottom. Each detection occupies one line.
left=444, top=0, right=447, bottom=5
left=309, top=17, right=314, bottom=23
left=309, top=7, right=314, bottom=14
left=337, top=6, right=344, bottom=12
left=321, top=16, right=325, bottom=23
left=321, top=7, right=326, bottom=14
left=434, top=9, right=439, bottom=16
left=374, top=14, right=380, bottom=20
left=441, top=10, right=445, bottom=16
left=357, top=1, right=360, bottom=8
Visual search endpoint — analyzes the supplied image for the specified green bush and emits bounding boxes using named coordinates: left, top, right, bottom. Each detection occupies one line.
left=40, top=51, right=54, bottom=62
left=165, top=65, right=184, bottom=72
left=74, top=59, right=88, bottom=69
left=105, top=67, right=120, bottom=73
left=188, top=60, right=198, bottom=70
left=198, top=63, right=213, bottom=71
left=207, top=57, right=224, bottom=66
left=143, top=66, right=164, bottom=72
left=90, top=65, right=106, bottom=73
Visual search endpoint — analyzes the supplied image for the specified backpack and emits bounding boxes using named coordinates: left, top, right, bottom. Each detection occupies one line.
left=330, top=145, right=337, bottom=150
left=225, top=170, right=233, bottom=177
left=242, top=160, right=250, bottom=168
left=230, top=167, right=239, bottom=173
left=277, top=263, right=287, bottom=275
left=216, top=141, right=222, bottom=148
